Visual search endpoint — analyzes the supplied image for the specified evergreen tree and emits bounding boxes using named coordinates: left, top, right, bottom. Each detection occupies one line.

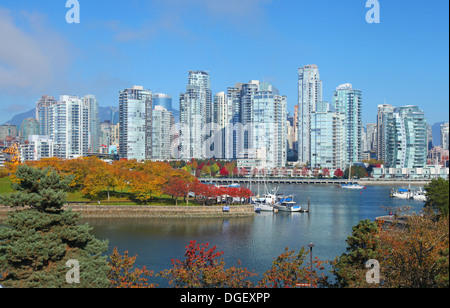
left=332, top=219, right=381, bottom=288
left=424, top=178, right=449, bottom=218
left=0, top=165, right=109, bottom=288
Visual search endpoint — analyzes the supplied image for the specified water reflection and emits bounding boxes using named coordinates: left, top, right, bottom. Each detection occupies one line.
left=81, top=184, right=426, bottom=286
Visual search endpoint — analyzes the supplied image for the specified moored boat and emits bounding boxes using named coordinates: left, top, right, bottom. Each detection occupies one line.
left=412, top=188, right=427, bottom=202
left=390, top=188, right=413, bottom=199
left=274, top=196, right=301, bottom=212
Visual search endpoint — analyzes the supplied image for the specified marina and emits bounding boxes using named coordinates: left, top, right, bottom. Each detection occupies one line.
left=75, top=184, right=426, bottom=286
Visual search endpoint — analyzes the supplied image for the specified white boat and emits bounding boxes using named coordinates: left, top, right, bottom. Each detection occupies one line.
left=341, top=164, right=366, bottom=189
left=341, top=183, right=366, bottom=190
left=390, top=188, right=412, bottom=199
left=412, top=188, right=427, bottom=202
left=274, top=196, right=302, bottom=212
left=253, top=197, right=275, bottom=212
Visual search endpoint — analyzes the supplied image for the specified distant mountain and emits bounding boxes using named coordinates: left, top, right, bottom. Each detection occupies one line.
left=3, top=106, right=180, bottom=127
left=2, top=109, right=36, bottom=126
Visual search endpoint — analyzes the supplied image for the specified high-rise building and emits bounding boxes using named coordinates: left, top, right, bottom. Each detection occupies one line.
left=152, top=105, right=174, bottom=160
left=310, top=102, right=346, bottom=170
left=179, top=71, right=212, bottom=159
left=36, top=95, right=57, bottom=136
left=51, top=95, right=89, bottom=159
left=249, top=82, right=287, bottom=168
left=441, top=123, right=449, bottom=151
left=333, top=83, right=363, bottom=165
left=386, top=105, right=427, bottom=168
left=365, top=123, right=377, bottom=153
left=297, top=65, right=322, bottom=165
left=153, top=93, right=173, bottom=111
left=210, top=80, right=287, bottom=167
left=119, top=85, right=153, bottom=160
left=311, top=102, right=334, bottom=169
left=84, top=95, right=100, bottom=153
left=376, top=104, right=395, bottom=162
left=0, top=124, right=18, bottom=141
left=212, top=91, right=234, bottom=160
left=20, top=135, right=54, bottom=162
left=19, top=118, right=40, bottom=142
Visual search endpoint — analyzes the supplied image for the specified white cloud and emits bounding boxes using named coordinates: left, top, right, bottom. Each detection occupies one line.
left=0, top=8, right=72, bottom=96
left=108, top=0, right=271, bottom=42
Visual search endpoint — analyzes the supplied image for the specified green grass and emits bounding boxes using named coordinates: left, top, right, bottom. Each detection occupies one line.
left=0, top=177, right=13, bottom=194
left=0, top=176, right=200, bottom=207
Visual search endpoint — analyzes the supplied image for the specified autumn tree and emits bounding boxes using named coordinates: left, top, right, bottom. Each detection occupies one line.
left=108, top=247, right=157, bottom=288
left=258, top=247, right=328, bottom=288
left=159, top=241, right=256, bottom=288
left=377, top=210, right=449, bottom=288
left=163, top=178, right=189, bottom=206
left=334, top=168, right=344, bottom=178
left=219, top=166, right=229, bottom=177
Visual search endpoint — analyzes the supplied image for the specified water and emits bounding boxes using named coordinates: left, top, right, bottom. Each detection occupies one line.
left=82, top=184, right=426, bottom=286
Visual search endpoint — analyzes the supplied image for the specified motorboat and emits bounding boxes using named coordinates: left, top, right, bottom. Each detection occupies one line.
left=252, top=197, right=275, bottom=212
left=274, top=195, right=302, bottom=212
left=412, top=188, right=427, bottom=202
left=390, top=188, right=412, bottom=199
left=341, top=183, right=366, bottom=189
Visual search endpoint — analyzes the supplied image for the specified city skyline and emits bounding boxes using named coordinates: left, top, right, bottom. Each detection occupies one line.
left=0, top=1, right=448, bottom=127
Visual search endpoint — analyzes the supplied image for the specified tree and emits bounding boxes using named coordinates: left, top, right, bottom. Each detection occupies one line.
left=0, top=165, right=109, bottom=288
left=2, top=164, right=74, bottom=213
left=332, top=219, right=381, bottom=288
left=163, top=178, right=189, bottom=206
left=344, top=165, right=368, bottom=179
left=334, top=168, right=344, bottom=178
left=201, top=165, right=211, bottom=176
left=424, top=178, right=449, bottom=218
left=108, top=247, right=157, bottom=288
left=219, top=167, right=229, bottom=177
left=159, top=241, right=256, bottom=288
left=377, top=210, right=449, bottom=288
left=258, top=247, right=328, bottom=288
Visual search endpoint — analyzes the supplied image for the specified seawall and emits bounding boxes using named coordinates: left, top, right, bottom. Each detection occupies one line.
left=0, top=204, right=256, bottom=220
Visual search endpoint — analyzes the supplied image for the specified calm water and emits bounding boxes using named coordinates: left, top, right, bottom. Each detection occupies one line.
left=82, top=184, right=426, bottom=286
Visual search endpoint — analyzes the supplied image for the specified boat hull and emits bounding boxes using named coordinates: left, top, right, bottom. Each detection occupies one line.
left=274, top=205, right=302, bottom=212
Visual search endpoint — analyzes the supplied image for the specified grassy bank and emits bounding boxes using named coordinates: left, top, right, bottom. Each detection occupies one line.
left=0, top=177, right=193, bottom=206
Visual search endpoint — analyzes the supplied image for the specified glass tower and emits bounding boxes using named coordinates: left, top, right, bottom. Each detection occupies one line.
left=386, top=105, right=427, bottom=168
left=179, top=71, right=212, bottom=159
left=119, top=85, right=153, bottom=160
left=297, top=65, right=322, bottom=166
left=332, top=83, right=363, bottom=165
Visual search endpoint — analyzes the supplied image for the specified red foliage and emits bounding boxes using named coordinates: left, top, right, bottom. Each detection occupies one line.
left=334, top=168, right=344, bottom=178
left=219, top=167, right=229, bottom=176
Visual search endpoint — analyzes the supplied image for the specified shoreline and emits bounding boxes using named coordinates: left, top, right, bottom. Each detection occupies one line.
left=0, top=204, right=256, bottom=220
left=199, top=177, right=433, bottom=186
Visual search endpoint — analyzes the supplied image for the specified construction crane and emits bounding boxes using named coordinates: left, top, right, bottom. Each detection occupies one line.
left=2, top=143, right=21, bottom=166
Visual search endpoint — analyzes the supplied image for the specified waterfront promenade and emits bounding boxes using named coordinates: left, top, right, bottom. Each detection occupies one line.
left=199, top=177, right=432, bottom=186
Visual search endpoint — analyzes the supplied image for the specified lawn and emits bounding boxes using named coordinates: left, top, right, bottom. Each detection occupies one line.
left=0, top=176, right=188, bottom=206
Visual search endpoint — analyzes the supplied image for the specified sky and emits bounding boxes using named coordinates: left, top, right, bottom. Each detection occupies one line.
left=0, top=0, right=449, bottom=126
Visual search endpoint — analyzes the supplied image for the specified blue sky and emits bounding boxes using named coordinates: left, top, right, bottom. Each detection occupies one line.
left=0, top=0, right=448, bottom=126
